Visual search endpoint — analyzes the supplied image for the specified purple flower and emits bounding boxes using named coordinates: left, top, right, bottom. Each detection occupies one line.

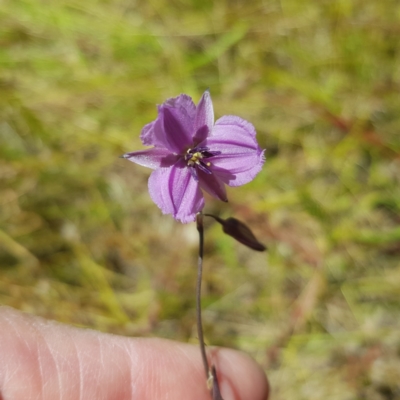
left=122, top=91, right=265, bottom=223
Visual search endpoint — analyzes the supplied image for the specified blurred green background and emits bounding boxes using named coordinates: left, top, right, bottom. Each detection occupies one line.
left=1, top=0, right=400, bottom=398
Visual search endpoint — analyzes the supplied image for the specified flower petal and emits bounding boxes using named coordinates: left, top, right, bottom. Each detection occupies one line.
left=164, top=94, right=196, bottom=119
left=122, top=148, right=178, bottom=169
left=204, top=115, right=265, bottom=186
left=151, top=106, right=193, bottom=154
left=193, top=90, right=214, bottom=144
left=198, top=170, right=228, bottom=202
left=141, top=94, right=196, bottom=151
left=148, top=160, right=204, bottom=223
left=140, top=121, right=156, bottom=146
left=141, top=114, right=173, bottom=149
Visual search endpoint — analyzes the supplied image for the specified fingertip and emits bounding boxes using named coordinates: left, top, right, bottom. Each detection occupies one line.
left=211, top=348, right=269, bottom=400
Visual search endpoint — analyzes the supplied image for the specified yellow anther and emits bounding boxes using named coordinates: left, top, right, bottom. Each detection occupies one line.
left=188, top=152, right=203, bottom=164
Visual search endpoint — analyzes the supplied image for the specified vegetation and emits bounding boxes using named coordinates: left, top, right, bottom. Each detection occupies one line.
left=1, top=0, right=400, bottom=398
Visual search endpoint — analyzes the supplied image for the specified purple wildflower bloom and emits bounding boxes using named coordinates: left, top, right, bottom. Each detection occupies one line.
left=122, top=91, right=265, bottom=223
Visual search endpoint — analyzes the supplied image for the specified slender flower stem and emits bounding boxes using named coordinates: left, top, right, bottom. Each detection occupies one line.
left=196, top=212, right=224, bottom=400
left=196, top=212, right=209, bottom=379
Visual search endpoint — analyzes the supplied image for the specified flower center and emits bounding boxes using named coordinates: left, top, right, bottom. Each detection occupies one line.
left=186, top=151, right=209, bottom=167
left=184, top=146, right=221, bottom=181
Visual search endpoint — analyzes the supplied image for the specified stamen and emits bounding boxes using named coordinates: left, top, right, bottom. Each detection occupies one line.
left=194, top=147, right=209, bottom=152
left=184, top=145, right=221, bottom=177
left=189, top=166, right=199, bottom=181
left=202, top=150, right=221, bottom=158
left=197, top=162, right=212, bottom=175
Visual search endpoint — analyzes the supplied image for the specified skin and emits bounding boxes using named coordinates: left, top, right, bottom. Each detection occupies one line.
left=0, top=307, right=269, bottom=400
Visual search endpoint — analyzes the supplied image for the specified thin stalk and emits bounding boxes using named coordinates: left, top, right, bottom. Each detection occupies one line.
left=196, top=212, right=209, bottom=379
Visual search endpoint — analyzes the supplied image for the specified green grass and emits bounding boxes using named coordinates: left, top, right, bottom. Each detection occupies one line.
left=1, top=0, right=400, bottom=398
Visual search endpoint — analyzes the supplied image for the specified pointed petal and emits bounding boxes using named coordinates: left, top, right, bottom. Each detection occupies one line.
left=193, top=90, right=214, bottom=143
left=148, top=161, right=204, bottom=223
left=122, top=148, right=178, bottom=169
left=198, top=170, right=228, bottom=202
left=205, top=115, right=265, bottom=186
